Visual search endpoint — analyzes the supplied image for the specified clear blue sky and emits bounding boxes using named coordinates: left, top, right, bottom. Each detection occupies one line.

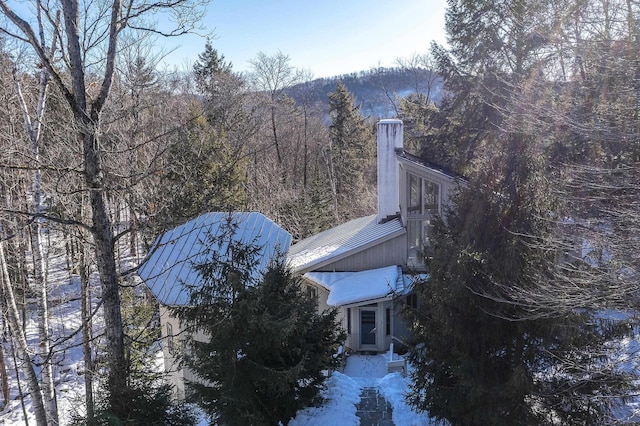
left=161, top=0, right=448, bottom=78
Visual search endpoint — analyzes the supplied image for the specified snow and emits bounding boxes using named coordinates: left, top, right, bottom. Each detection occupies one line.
left=0, top=233, right=104, bottom=425
left=139, top=212, right=291, bottom=306
left=305, top=266, right=401, bottom=306
left=287, top=245, right=347, bottom=272
left=289, top=372, right=361, bottom=426
left=289, top=354, right=438, bottom=425
left=4, top=229, right=640, bottom=425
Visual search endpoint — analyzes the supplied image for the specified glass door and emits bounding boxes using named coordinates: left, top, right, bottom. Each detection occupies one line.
left=360, top=309, right=376, bottom=346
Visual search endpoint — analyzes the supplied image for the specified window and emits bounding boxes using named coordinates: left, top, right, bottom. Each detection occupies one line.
left=166, top=322, right=174, bottom=353
left=423, top=180, right=439, bottom=214
left=385, top=308, right=391, bottom=336
left=307, top=285, right=317, bottom=299
left=406, top=172, right=440, bottom=269
left=347, top=308, right=351, bottom=334
left=408, top=174, right=421, bottom=214
left=406, top=172, right=440, bottom=217
left=406, top=293, right=418, bottom=309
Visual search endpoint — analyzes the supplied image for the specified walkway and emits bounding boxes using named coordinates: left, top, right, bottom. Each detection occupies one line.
left=356, top=387, right=394, bottom=426
left=344, top=354, right=396, bottom=426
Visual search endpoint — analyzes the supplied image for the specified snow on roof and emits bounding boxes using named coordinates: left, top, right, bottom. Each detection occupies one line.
left=138, top=212, right=291, bottom=306
left=304, top=266, right=407, bottom=306
left=287, top=214, right=405, bottom=272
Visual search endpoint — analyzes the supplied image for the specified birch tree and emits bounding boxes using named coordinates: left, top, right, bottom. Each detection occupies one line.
left=0, top=240, right=49, bottom=425
left=0, top=0, right=208, bottom=417
left=10, top=14, right=61, bottom=422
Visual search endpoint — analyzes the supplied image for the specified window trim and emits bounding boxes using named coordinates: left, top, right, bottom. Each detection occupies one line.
left=166, top=322, right=174, bottom=353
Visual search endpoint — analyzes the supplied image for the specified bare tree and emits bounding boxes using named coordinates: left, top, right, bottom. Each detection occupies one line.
left=10, top=17, right=61, bottom=422
left=247, top=51, right=305, bottom=171
left=0, top=0, right=208, bottom=416
left=0, top=239, right=47, bottom=425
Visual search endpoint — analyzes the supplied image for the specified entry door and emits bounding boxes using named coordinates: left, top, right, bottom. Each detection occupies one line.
left=360, top=309, right=376, bottom=346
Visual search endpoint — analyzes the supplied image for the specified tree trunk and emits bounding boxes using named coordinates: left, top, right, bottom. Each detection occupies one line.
left=79, top=238, right=95, bottom=423
left=13, top=42, right=60, bottom=424
left=0, top=340, right=8, bottom=406
left=29, top=223, right=58, bottom=425
left=83, top=127, right=126, bottom=414
left=0, top=241, right=48, bottom=426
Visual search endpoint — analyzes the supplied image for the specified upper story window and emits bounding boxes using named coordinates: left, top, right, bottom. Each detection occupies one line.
left=407, top=173, right=440, bottom=217
left=406, top=171, right=441, bottom=269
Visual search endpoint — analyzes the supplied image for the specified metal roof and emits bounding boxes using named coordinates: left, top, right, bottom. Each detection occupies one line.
left=287, top=214, right=405, bottom=273
left=138, top=212, right=291, bottom=306
left=396, top=149, right=465, bottom=181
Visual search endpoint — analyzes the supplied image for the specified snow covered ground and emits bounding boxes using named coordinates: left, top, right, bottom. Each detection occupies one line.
left=0, top=234, right=103, bottom=425
left=2, top=231, right=639, bottom=425
left=289, top=354, right=437, bottom=425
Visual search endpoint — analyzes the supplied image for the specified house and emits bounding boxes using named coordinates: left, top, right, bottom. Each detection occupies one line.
left=138, top=211, right=292, bottom=399
left=287, top=118, right=461, bottom=354
left=138, top=119, right=461, bottom=397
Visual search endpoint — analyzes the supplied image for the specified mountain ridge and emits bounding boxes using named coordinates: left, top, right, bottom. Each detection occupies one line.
left=285, top=67, right=442, bottom=119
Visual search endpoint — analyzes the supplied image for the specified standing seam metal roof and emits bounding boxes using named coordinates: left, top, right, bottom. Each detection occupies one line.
left=138, top=212, right=292, bottom=306
left=286, top=214, right=405, bottom=273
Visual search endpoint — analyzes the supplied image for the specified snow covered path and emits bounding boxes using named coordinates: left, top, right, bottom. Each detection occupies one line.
left=289, top=354, right=436, bottom=426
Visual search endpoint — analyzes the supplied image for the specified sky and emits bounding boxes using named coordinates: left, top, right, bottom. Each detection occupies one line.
left=161, top=0, right=448, bottom=79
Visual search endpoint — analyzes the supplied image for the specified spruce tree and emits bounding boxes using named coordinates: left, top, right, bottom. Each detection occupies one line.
left=192, top=40, right=245, bottom=130
left=327, top=80, right=373, bottom=219
left=173, top=220, right=344, bottom=425
left=193, top=40, right=232, bottom=89
left=159, top=101, right=247, bottom=224
left=402, top=3, right=636, bottom=421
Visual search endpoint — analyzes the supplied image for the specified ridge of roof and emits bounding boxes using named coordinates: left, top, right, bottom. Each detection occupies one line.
left=287, top=214, right=405, bottom=273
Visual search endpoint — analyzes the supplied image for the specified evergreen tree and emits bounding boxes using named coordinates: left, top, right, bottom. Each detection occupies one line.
left=173, top=220, right=345, bottom=425
left=159, top=101, right=247, bottom=224
left=73, top=282, right=197, bottom=425
left=403, top=2, right=636, bottom=422
left=327, top=80, right=373, bottom=219
left=192, top=40, right=246, bottom=131
left=193, top=40, right=232, bottom=89
left=405, top=142, right=632, bottom=425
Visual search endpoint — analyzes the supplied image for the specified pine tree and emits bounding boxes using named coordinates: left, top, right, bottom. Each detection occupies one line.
left=403, top=2, right=636, bottom=422
left=193, top=40, right=232, bottom=89
left=327, top=80, right=373, bottom=219
left=173, top=220, right=345, bottom=425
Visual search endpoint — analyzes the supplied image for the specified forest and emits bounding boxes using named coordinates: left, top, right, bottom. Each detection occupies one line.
left=1, top=0, right=640, bottom=425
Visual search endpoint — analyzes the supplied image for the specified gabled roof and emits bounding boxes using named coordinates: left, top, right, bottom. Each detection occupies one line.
left=304, top=266, right=404, bottom=306
left=138, top=212, right=291, bottom=306
left=396, top=149, right=465, bottom=181
left=287, top=214, right=405, bottom=273
left=304, top=266, right=427, bottom=306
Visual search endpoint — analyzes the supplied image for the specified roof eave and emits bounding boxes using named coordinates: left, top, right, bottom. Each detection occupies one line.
left=292, top=227, right=406, bottom=274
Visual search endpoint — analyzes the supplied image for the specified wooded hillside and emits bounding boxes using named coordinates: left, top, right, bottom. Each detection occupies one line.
left=1, top=0, right=640, bottom=424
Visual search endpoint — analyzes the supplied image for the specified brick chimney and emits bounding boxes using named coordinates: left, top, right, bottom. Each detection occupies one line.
left=376, top=119, right=403, bottom=223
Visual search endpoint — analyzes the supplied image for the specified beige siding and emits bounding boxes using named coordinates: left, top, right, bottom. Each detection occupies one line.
left=159, top=305, right=185, bottom=400
left=313, top=281, right=331, bottom=313
left=314, top=234, right=407, bottom=272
